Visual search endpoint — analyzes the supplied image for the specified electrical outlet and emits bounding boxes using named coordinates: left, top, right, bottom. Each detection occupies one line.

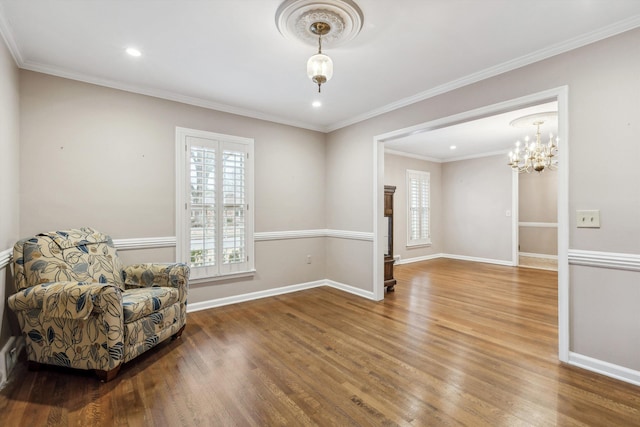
left=576, top=210, right=600, bottom=228
left=306, top=255, right=312, bottom=264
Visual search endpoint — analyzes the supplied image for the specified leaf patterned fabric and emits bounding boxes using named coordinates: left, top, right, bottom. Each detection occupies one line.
left=8, top=228, right=189, bottom=377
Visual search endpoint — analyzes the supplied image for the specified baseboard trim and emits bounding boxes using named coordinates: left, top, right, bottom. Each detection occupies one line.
left=519, top=252, right=558, bottom=260
left=186, top=280, right=327, bottom=313
left=569, top=352, right=640, bottom=387
left=186, top=278, right=377, bottom=313
left=441, top=253, right=514, bottom=267
left=0, top=247, right=11, bottom=270
left=395, top=253, right=443, bottom=265
left=325, top=280, right=376, bottom=300
left=568, top=249, right=640, bottom=272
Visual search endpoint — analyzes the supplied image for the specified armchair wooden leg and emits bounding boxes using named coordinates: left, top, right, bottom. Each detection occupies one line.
left=95, top=365, right=121, bottom=382
left=172, top=325, right=186, bottom=340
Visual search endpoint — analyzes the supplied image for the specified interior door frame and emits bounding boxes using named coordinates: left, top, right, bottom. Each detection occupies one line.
left=372, top=86, right=570, bottom=362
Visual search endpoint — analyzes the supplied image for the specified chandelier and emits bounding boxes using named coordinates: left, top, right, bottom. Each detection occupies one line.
left=275, top=0, right=364, bottom=93
left=508, top=112, right=558, bottom=173
left=307, top=22, right=333, bottom=92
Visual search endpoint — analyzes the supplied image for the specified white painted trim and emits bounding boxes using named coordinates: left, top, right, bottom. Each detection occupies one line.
left=375, top=88, right=570, bottom=362
left=395, top=253, right=442, bottom=265
left=4, top=7, right=634, bottom=134
left=446, top=149, right=511, bottom=164
left=255, top=229, right=374, bottom=242
left=327, top=16, right=640, bottom=132
left=569, top=352, right=640, bottom=387
left=373, top=137, right=385, bottom=301
left=568, top=250, right=640, bottom=272
left=0, top=3, right=23, bottom=65
left=519, top=222, right=558, bottom=228
left=384, top=148, right=442, bottom=163
left=519, top=252, right=558, bottom=260
left=325, top=229, right=374, bottom=241
left=186, top=279, right=376, bottom=314
left=186, top=280, right=327, bottom=312
left=255, top=229, right=326, bottom=241
left=511, top=169, right=519, bottom=267
left=441, top=253, right=514, bottom=267
left=112, top=237, right=176, bottom=251
left=0, top=248, right=12, bottom=270
left=556, top=86, right=570, bottom=363
left=326, top=280, right=376, bottom=300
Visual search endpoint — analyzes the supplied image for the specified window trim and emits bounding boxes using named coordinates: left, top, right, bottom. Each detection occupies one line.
left=406, top=169, right=431, bottom=247
left=175, top=127, right=255, bottom=281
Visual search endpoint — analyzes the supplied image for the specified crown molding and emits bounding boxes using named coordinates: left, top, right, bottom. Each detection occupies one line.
left=384, top=148, right=510, bottom=164
left=0, top=2, right=23, bottom=65
left=18, top=60, right=327, bottom=133
left=384, top=149, right=442, bottom=163
left=325, top=15, right=640, bottom=132
left=2, top=9, right=639, bottom=134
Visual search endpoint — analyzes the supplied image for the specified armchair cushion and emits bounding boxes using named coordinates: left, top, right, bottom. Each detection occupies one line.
left=16, top=227, right=125, bottom=291
left=122, top=287, right=180, bottom=324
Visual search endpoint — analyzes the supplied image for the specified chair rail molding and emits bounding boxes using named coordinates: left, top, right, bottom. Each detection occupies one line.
left=519, top=222, right=558, bottom=228
left=111, top=229, right=375, bottom=251
left=112, top=236, right=176, bottom=251
left=568, top=249, right=640, bottom=272
left=255, top=229, right=374, bottom=242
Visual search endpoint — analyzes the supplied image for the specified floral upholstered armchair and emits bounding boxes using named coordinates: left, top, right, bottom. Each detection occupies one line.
left=7, top=227, right=189, bottom=381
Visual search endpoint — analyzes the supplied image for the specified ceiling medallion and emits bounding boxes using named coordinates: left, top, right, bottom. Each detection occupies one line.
left=276, top=0, right=363, bottom=93
left=275, top=0, right=364, bottom=48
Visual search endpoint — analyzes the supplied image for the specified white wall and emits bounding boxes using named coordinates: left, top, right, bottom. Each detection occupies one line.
left=0, top=34, right=20, bottom=349
left=19, top=71, right=328, bottom=304
left=326, top=28, right=640, bottom=372
left=442, top=155, right=513, bottom=262
left=519, top=169, right=557, bottom=255
left=383, top=153, right=443, bottom=261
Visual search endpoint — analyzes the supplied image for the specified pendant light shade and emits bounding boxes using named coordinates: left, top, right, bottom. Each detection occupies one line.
left=307, top=53, right=333, bottom=88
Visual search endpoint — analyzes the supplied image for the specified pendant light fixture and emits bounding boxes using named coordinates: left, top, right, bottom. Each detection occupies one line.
left=275, top=0, right=364, bottom=94
left=307, top=22, right=333, bottom=93
left=508, top=112, right=559, bottom=173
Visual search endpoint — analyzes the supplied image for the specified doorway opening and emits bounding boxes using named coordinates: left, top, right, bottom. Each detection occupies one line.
left=372, top=87, right=569, bottom=362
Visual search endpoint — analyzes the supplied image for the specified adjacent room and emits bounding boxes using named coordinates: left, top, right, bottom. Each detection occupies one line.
left=1, top=1, right=639, bottom=425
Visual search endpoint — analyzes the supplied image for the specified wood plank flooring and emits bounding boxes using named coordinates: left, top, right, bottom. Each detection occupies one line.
left=1, top=258, right=639, bottom=426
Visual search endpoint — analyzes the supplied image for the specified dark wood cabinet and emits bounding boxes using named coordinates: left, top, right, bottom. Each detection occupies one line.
left=384, top=185, right=396, bottom=292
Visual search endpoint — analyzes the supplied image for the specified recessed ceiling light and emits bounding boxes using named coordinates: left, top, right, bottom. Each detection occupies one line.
left=312, top=100, right=322, bottom=108
left=450, top=145, right=457, bottom=150
left=125, top=47, right=142, bottom=57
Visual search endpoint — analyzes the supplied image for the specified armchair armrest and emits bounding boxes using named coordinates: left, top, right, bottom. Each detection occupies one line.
left=8, top=281, right=122, bottom=320
left=123, top=263, right=190, bottom=289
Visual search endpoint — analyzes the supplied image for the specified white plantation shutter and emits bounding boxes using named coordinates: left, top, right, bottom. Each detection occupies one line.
left=407, top=170, right=431, bottom=246
left=177, top=129, right=254, bottom=280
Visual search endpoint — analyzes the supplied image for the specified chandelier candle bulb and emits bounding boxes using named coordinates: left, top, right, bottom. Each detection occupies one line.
left=507, top=111, right=558, bottom=173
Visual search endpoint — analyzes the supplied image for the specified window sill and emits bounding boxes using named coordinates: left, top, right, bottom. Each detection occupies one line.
left=406, top=242, right=432, bottom=249
left=190, top=269, right=256, bottom=285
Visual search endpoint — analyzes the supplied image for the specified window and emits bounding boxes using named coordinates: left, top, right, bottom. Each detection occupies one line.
left=406, top=169, right=431, bottom=246
left=176, top=128, right=254, bottom=281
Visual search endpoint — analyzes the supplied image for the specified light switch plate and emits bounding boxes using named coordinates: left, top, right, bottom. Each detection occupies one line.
left=576, top=210, right=600, bottom=228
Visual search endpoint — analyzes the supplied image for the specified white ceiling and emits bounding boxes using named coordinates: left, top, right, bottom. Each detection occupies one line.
left=385, top=101, right=558, bottom=162
left=0, top=0, right=639, bottom=134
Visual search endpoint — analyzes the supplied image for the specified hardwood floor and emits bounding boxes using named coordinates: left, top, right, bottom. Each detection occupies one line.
left=1, top=258, right=639, bottom=426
